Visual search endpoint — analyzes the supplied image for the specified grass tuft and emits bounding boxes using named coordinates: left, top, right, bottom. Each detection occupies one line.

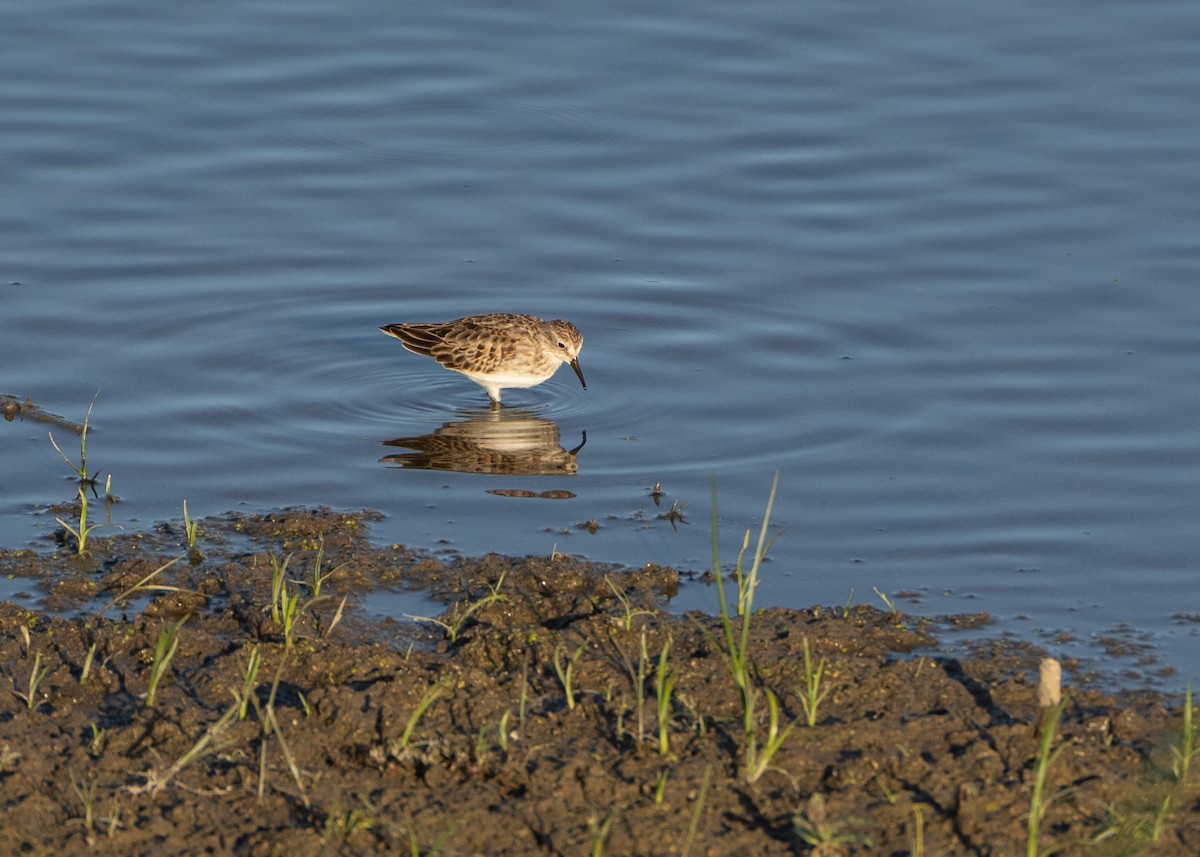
left=797, top=636, right=831, bottom=727
left=49, top=393, right=108, bottom=556
left=13, top=651, right=52, bottom=710
left=682, top=765, right=712, bottom=857
left=655, top=635, right=678, bottom=755
left=406, top=571, right=508, bottom=644
left=144, top=615, right=187, bottom=708
left=182, top=500, right=201, bottom=549
left=695, top=473, right=799, bottom=783
left=604, top=574, right=655, bottom=630
left=55, top=487, right=101, bottom=557
left=79, top=642, right=98, bottom=684
left=588, top=810, right=616, bottom=857
left=403, top=681, right=446, bottom=750
left=554, top=642, right=585, bottom=711
left=95, top=555, right=193, bottom=617
left=794, top=793, right=872, bottom=852
left=1171, top=683, right=1198, bottom=784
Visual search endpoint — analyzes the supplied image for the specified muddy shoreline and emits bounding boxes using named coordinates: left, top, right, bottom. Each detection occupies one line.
left=1, top=508, right=1197, bottom=855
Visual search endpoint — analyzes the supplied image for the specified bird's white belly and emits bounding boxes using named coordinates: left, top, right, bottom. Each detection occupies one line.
left=464, top=369, right=552, bottom=389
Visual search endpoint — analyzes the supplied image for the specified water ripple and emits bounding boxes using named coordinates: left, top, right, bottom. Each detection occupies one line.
left=301, top=98, right=617, bottom=164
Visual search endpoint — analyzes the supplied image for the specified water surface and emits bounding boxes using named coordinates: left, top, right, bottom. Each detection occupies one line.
left=3, top=0, right=1200, bottom=680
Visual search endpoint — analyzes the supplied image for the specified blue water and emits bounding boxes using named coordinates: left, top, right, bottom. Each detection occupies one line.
left=3, top=0, right=1200, bottom=681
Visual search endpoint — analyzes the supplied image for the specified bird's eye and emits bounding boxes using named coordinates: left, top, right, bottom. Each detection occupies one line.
left=557, top=341, right=567, bottom=349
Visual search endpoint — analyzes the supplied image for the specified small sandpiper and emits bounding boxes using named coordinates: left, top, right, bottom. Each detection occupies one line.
left=379, top=313, right=586, bottom=405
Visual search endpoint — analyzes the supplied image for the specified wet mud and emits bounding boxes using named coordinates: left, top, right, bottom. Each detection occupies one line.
left=1, top=508, right=1197, bottom=855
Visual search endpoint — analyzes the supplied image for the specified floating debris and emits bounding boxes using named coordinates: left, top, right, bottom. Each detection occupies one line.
left=487, top=488, right=576, bottom=500
left=1, top=395, right=85, bottom=434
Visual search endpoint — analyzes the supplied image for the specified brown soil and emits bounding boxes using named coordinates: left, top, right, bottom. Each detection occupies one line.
left=0, top=508, right=1197, bottom=856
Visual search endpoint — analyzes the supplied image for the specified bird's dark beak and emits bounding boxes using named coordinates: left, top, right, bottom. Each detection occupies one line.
left=569, top=358, right=587, bottom=390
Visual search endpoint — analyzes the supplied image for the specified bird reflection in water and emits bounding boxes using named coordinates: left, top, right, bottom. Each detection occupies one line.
left=380, top=408, right=586, bottom=476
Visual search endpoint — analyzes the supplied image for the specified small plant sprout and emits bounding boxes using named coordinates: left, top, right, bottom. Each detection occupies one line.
left=682, top=765, right=713, bottom=857
left=588, top=810, right=616, bottom=857
left=69, top=768, right=121, bottom=838
left=13, top=651, right=52, bottom=709
left=472, top=720, right=493, bottom=764
left=654, top=767, right=669, bottom=805
left=238, top=652, right=278, bottom=801
left=1098, top=793, right=1166, bottom=847
left=106, top=802, right=124, bottom=839
left=402, top=816, right=458, bottom=857
left=144, top=615, right=187, bottom=708
left=554, top=642, right=585, bottom=710
left=872, top=774, right=898, bottom=805
left=95, top=555, right=190, bottom=617
left=873, top=586, right=901, bottom=623
left=321, top=594, right=349, bottom=641
left=497, top=709, right=512, bottom=753
left=730, top=531, right=755, bottom=618
left=655, top=636, right=678, bottom=755
left=268, top=552, right=294, bottom=624
left=1152, top=795, right=1172, bottom=841
left=56, top=486, right=100, bottom=556
left=264, top=546, right=351, bottom=647
left=307, top=535, right=347, bottom=599
left=144, top=696, right=242, bottom=795
left=255, top=657, right=309, bottom=806
left=68, top=768, right=98, bottom=834
left=797, top=636, right=831, bottom=727
left=182, top=500, right=201, bottom=549
left=604, top=574, right=654, bottom=630
left=0, top=744, right=21, bottom=774
left=89, top=724, right=106, bottom=756
left=396, top=680, right=447, bottom=752
left=793, top=793, right=871, bottom=853
left=278, top=586, right=303, bottom=649
left=48, top=392, right=101, bottom=486
left=323, top=796, right=378, bottom=842
left=910, top=804, right=926, bottom=857
left=1028, top=657, right=1069, bottom=857
left=406, top=570, right=508, bottom=644
left=237, top=646, right=262, bottom=721
left=610, top=629, right=652, bottom=745
left=518, top=653, right=530, bottom=728
left=265, top=552, right=308, bottom=648
left=708, top=474, right=778, bottom=728
left=1171, top=683, right=1199, bottom=784
left=676, top=692, right=707, bottom=738
left=613, top=708, right=627, bottom=744
left=696, top=475, right=798, bottom=782
left=79, top=642, right=97, bottom=684
left=49, top=394, right=108, bottom=556
left=634, top=631, right=649, bottom=745
left=744, top=686, right=798, bottom=784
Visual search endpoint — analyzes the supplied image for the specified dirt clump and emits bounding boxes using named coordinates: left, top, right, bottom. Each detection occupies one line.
left=0, top=508, right=1196, bottom=855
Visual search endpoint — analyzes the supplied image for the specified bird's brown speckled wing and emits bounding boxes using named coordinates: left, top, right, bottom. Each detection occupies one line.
left=379, top=323, right=443, bottom=357
left=380, top=315, right=530, bottom=375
